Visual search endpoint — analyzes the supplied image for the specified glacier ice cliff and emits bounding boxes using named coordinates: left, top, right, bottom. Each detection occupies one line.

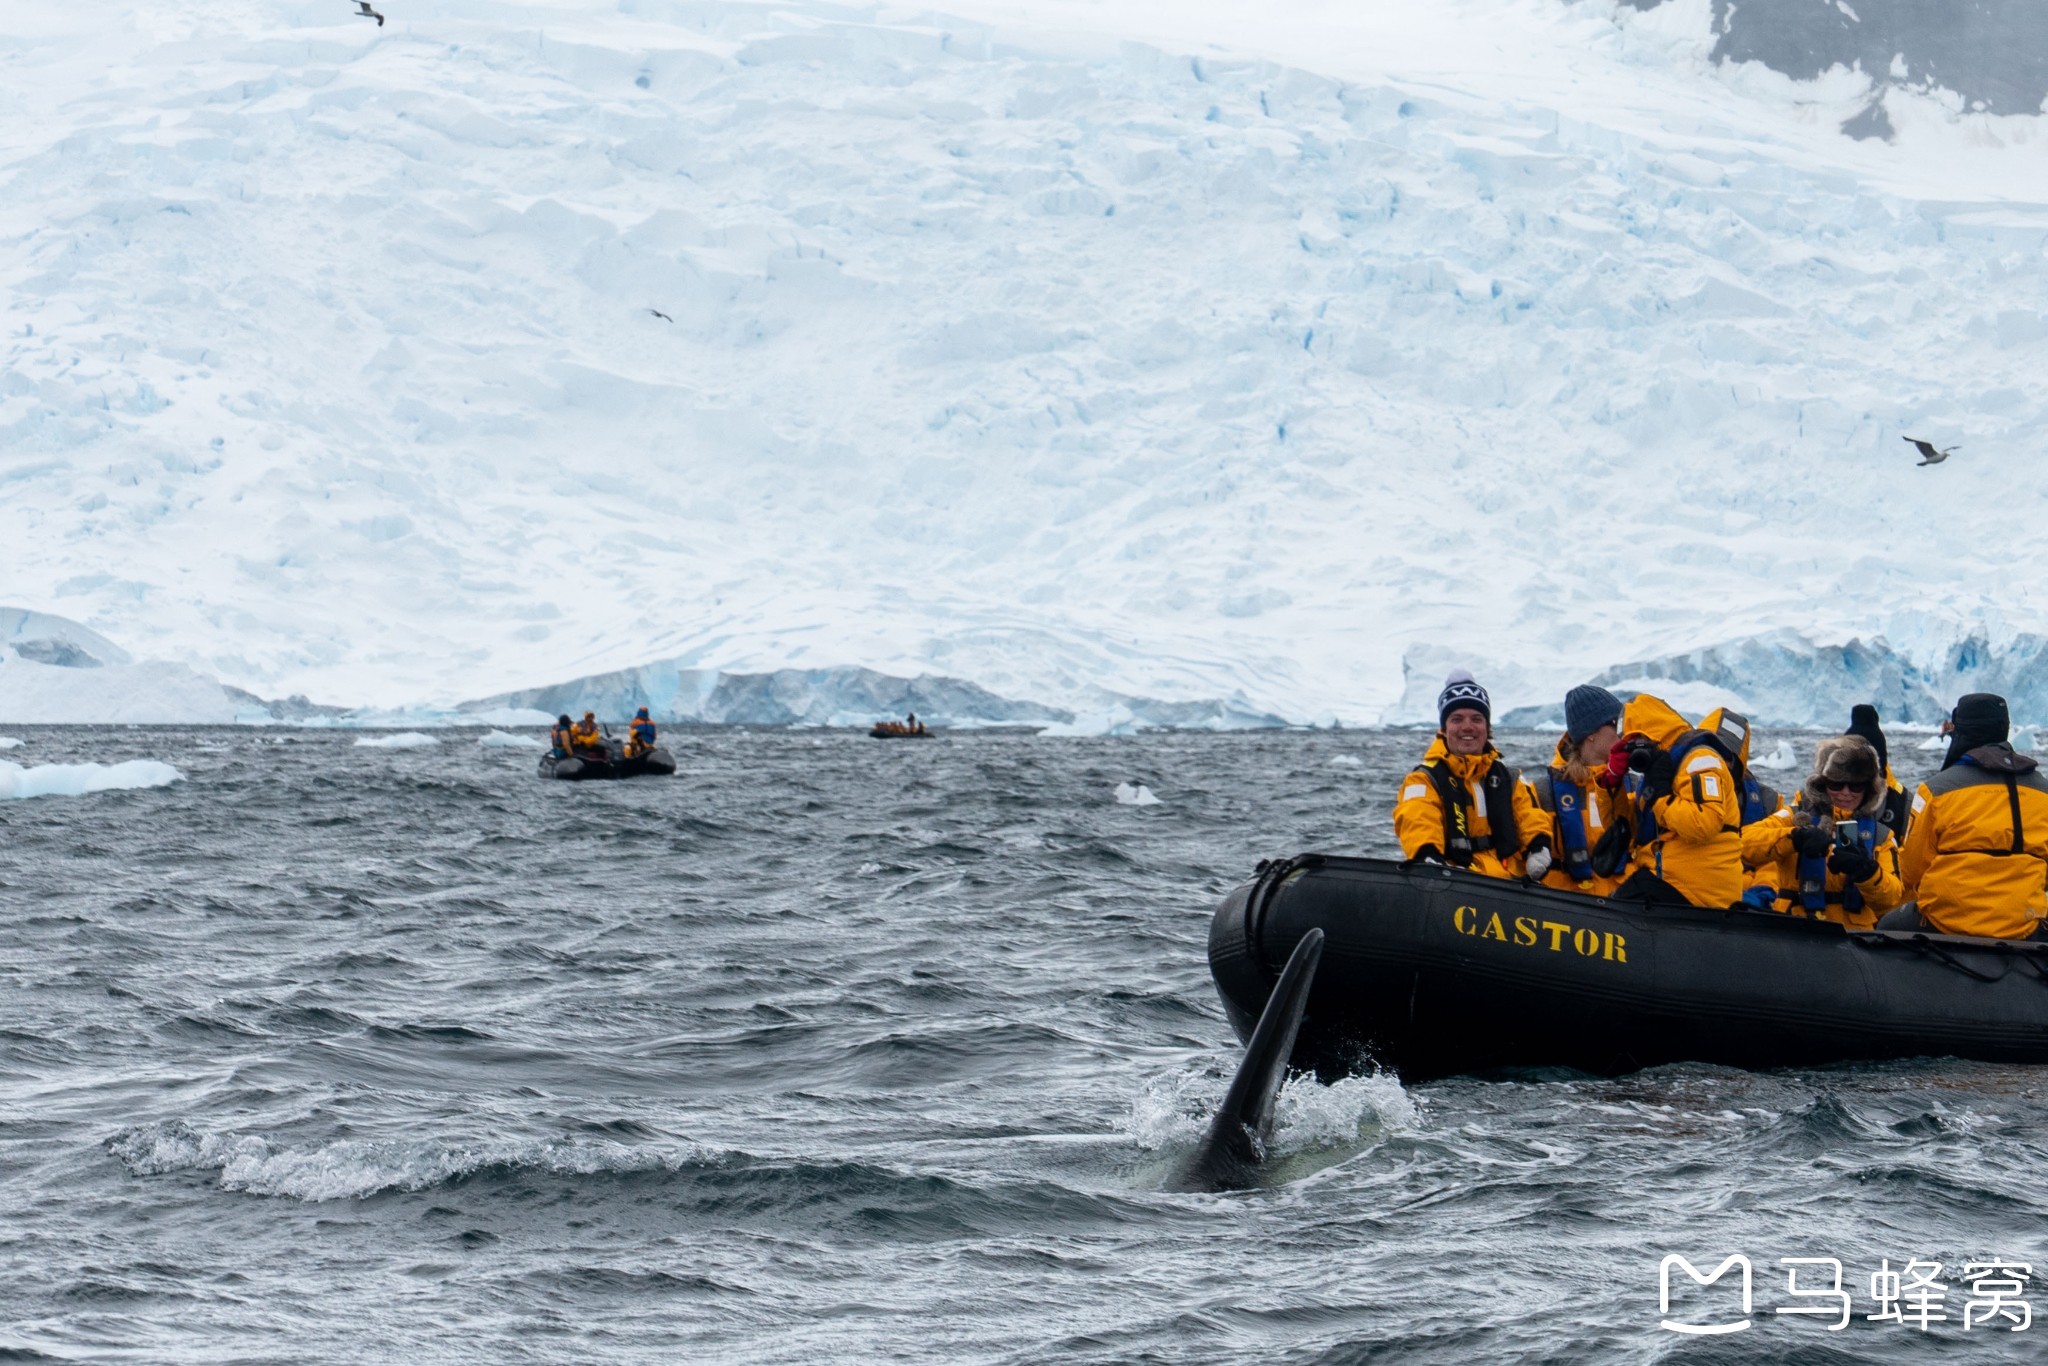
left=3, top=2, right=2047, bottom=717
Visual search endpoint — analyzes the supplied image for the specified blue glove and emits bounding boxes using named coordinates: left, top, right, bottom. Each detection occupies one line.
left=1741, top=886, right=1777, bottom=910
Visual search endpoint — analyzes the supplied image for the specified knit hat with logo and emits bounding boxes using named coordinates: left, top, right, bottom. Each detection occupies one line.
left=1438, top=669, right=1491, bottom=726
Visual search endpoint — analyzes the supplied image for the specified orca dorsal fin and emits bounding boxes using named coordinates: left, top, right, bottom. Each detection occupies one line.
left=1168, top=927, right=1325, bottom=1193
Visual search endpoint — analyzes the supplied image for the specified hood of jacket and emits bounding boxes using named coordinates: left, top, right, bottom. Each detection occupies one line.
left=1621, top=694, right=1693, bottom=751
left=1698, top=707, right=1753, bottom=766
left=1960, top=742, right=2040, bottom=776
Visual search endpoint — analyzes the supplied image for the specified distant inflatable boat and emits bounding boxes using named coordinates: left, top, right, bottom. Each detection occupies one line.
left=868, top=723, right=934, bottom=739
left=1208, top=854, right=2048, bottom=1082
left=537, top=740, right=676, bottom=781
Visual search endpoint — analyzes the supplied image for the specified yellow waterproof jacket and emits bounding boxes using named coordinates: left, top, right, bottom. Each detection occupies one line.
left=1624, top=695, right=1745, bottom=908
left=1395, top=736, right=1544, bottom=880
left=570, top=719, right=603, bottom=751
left=1743, top=801, right=1904, bottom=929
left=1900, top=745, right=2048, bottom=938
left=1530, top=736, right=1632, bottom=896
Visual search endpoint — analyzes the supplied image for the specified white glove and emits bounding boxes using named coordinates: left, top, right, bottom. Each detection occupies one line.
left=1524, top=846, right=1553, bottom=880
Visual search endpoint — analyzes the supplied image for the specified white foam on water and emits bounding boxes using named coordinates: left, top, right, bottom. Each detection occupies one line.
left=352, top=732, right=439, bottom=750
left=0, top=758, right=182, bottom=801
left=1919, top=734, right=1950, bottom=750
left=1272, top=1071, right=1419, bottom=1153
left=105, top=1120, right=715, bottom=1203
left=1125, top=1063, right=1418, bottom=1156
left=1752, top=739, right=1799, bottom=772
left=1114, top=782, right=1163, bottom=807
left=1125, top=1067, right=1226, bottom=1152
left=477, top=730, right=545, bottom=750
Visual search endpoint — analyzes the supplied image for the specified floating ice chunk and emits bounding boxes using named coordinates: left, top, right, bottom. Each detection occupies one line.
left=1115, top=781, right=1162, bottom=806
left=353, top=732, right=439, bottom=749
left=0, top=758, right=182, bottom=800
left=0, top=736, right=22, bottom=749
left=2013, top=728, right=2037, bottom=751
left=1328, top=754, right=1364, bottom=767
left=1752, top=740, right=1798, bottom=771
left=1918, top=734, right=1950, bottom=751
left=477, top=730, right=545, bottom=749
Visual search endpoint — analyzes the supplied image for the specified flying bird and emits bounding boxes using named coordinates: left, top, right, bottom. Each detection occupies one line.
left=1904, top=436, right=1957, bottom=466
left=356, top=1, right=384, bottom=26
left=648, top=308, right=673, bottom=322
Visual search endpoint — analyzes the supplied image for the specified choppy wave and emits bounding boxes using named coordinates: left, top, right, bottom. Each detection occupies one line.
left=352, top=732, right=439, bottom=749
left=477, top=730, right=544, bottom=749
left=105, top=1120, right=721, bottom=1203
left=0, top=757, right=182, bottom=800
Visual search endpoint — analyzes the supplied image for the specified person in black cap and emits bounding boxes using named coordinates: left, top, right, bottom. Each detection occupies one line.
left=1528, top=684, right=1633, bottom=895
left=1845, top=703, right=1910, bottom=843
left=1393, top=670, right=1549, bottom=881
left=1884, top=693, right=2048, bottom=939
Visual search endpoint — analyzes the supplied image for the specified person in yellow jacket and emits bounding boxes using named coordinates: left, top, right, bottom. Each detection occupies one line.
left=1740, top=735, right=1902, bottom=928
left=1394, top=670, right=1549, bottom=880
left=569, top=711, right=605, bottom=756
left=1883, top=693, right=2048, bottom=939
left=1528, top=684, right=1634, bottom=895
left=626, top=706, right=658, bottom=759
left=1612, top=695, right=1750, bottom=908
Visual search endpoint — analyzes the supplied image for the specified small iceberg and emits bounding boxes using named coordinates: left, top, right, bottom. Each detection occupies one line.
left=1752, top=740, right=1798, bottom=772
left=2014, top=729, right=2038, bottom=751
left=353, top=732, right=439, bottom=749
left=1327, top=754, right=1363, bottom=768
left=1918, top=734, right=1949, bottom=751
left=478, top=730, right=545, bottom=750
left=1115, top=781, right=1163, bottom=807
left=1, top=758, right=183, bottom=801
left=0, top=736, right=22, bottom=749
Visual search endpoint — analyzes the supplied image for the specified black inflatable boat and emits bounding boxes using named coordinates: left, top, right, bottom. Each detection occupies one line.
left=538, top=740, right=676, bottom=781
left=1209, top=854, right=2048, bottom=1081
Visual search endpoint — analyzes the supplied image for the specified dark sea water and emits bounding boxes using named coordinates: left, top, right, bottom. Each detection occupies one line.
left=4, top=726, right=2046, bottom=1363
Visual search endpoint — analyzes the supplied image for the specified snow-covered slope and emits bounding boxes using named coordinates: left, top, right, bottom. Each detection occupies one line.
left=4, top=0, right=2046, bottom=723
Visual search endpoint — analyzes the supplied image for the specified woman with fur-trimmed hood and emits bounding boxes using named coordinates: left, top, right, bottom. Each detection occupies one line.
left=1740, top=734, right=1903, bottom=928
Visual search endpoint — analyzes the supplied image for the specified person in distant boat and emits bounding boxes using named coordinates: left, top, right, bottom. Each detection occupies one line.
left=1845, top=703, right=1910, bottom=843
left=1528, top=685, right=1633, bottom=896
left=570, top=710, right=605, bottom=757
left=1741, top=734, right=1902, bottom=928
left=549, top=714, right=575, bottom=758
left=1883, top=693, right=2048, bottom=939
left=1394, top=670, right=1548, bottom=881
left=626, top=706, right=657, bottom=759
left=1611, top=695, right=1750, bottom=908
